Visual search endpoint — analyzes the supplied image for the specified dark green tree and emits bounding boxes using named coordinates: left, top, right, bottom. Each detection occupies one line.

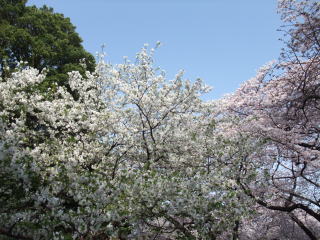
left=0, top=0, right=95, bottom=89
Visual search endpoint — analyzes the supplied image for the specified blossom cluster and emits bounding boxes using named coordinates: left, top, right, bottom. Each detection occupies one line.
left=0, top=47, right=248, bottom=239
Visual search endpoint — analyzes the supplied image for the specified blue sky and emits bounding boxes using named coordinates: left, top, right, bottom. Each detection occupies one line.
left=27, top=0, right=282, bottom=99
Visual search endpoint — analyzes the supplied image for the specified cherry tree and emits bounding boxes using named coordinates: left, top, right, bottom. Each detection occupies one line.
left=0, top=47, right=249, bottom=239
left=218, top=0, right=320, bottom=239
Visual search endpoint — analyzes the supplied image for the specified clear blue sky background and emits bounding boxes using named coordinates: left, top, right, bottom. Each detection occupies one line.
left=27, top=0, right=282, bottom=100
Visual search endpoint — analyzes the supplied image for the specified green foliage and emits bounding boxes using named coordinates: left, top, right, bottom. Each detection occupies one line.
left=0, top=0, right=95, bottom=88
